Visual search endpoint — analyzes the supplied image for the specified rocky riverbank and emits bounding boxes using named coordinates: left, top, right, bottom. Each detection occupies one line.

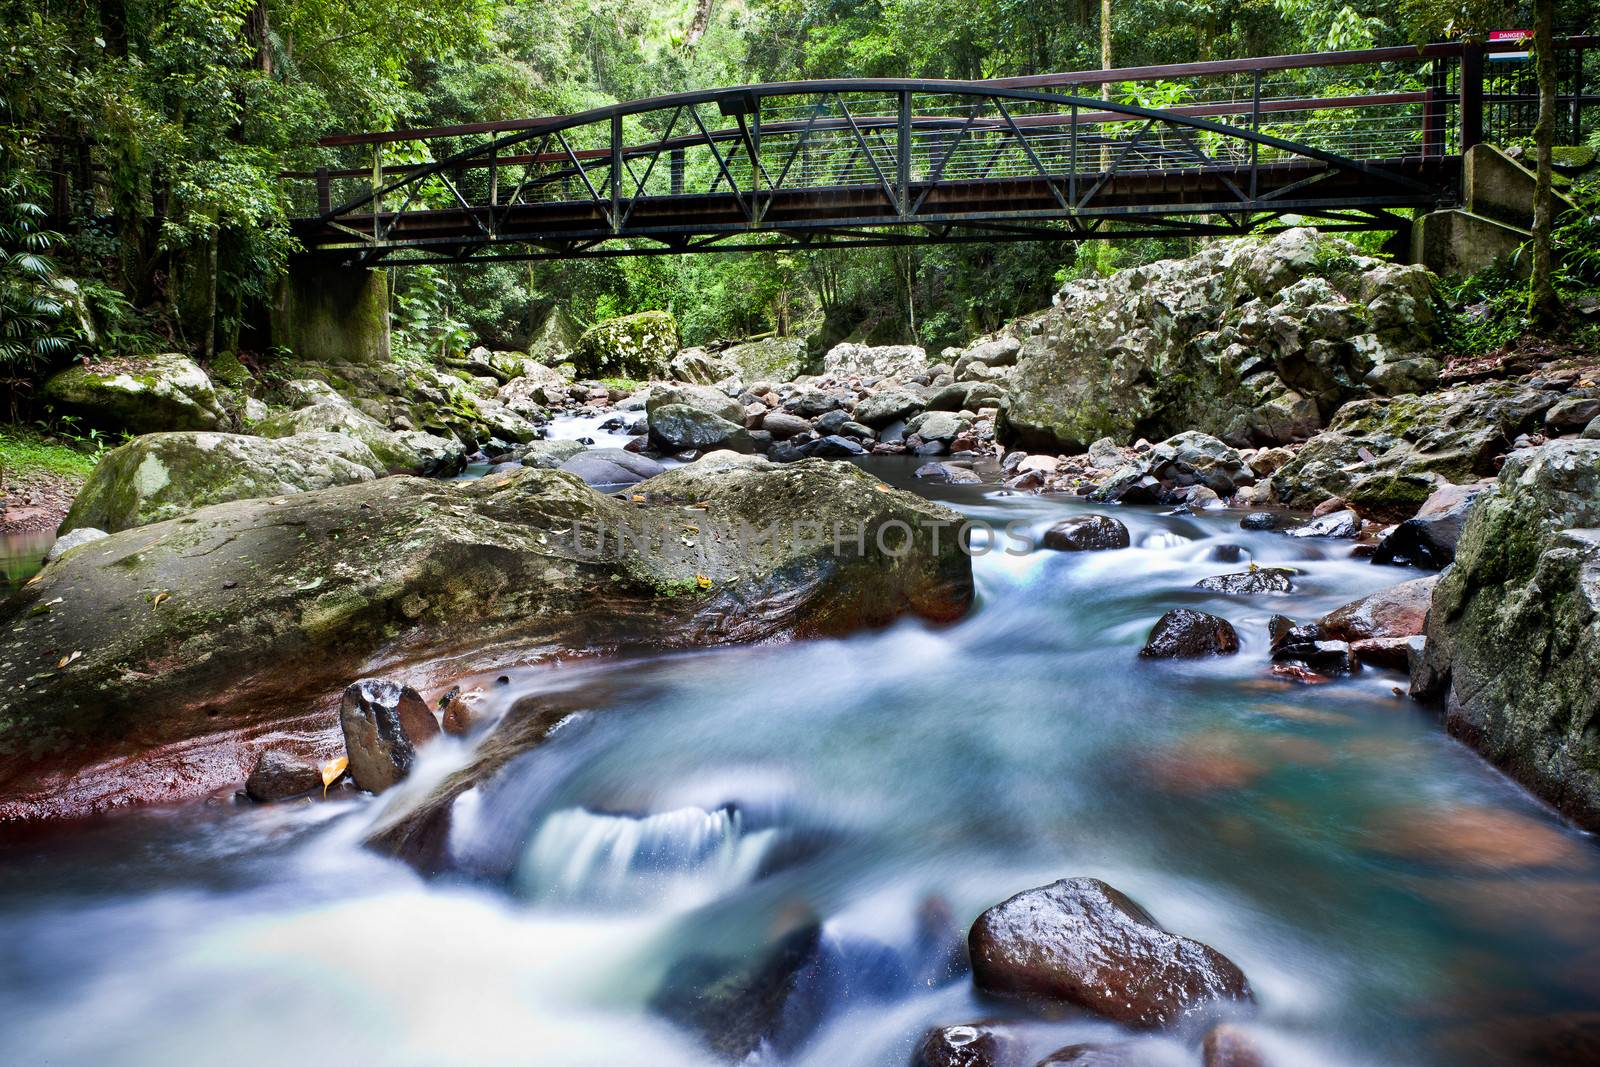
left=8, top=224, right=1599, bottom=841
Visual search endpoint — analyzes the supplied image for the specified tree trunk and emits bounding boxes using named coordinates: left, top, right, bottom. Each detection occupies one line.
left=1530, top=0, right=1559, bottom=327
left=1100, top=0, right=1112, bottom=95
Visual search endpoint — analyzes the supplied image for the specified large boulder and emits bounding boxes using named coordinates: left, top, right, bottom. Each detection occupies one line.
left=666, top=347, right=738, bottom=385
left=853, top=389, right=926, bottom=428
left=558, top=448, right=665, bottom=487
left=823, top=343, right=929, bottom=380
left=646, top=383, right=744, bottom=423
left=1143, top=432, right=1254, bottom=494
left=59, top=431, right=383, bottom=534
left=648, top=404, right=754, bottom=453
left=256, top=397, right=466, bottom=476
left=39, top=352, right=228, bottom=433
left=722, top=336, right=807, bottom=383
left=526, top=306, right=583, bottom=365
left=574, top=310, right=680, bottom=379
left=1416, top=440, right=1600, bottom=829
left=1041, top=514, right=1129, bottom=551
left=0, top=460, right=972, bottom=822
left=1140, top=609, right=1240, bottom=658
left=999, top=228, right=1441, bottom=452
left=968, top=877, right=1252, bottom=1028
left=1371, top=481, right=1488, bottom=568
left=1271, top=383, right=1556, bottom=519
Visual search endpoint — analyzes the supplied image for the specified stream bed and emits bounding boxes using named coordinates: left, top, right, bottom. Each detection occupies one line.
left=1, top=461, right=1596, bottom=1067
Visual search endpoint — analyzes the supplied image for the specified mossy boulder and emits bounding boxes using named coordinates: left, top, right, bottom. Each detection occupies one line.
left=0, top=458, right=973, bottom=823
left=39, top=353, right=228, bottom=434
left=257, top=397, right=466, bottom=476
left=723, top=337, right=808, bottom=382
left=59, top=431, right=383, bottom=534
left=527, top=306, right=584, bottom=364
left=999, top=228, right=1441, bottom=452
left=1416, top=440, right=1600, bottom=829
left=574, top=311, right=680, bottom=379
left=205, top=351, right=253, bottom=390
left=1270, top=382, right=1557, bottom=519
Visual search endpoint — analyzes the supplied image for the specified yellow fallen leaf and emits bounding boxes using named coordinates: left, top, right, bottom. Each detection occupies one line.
left=24, top=571, right=44, bottom=587
left=695, top=574, right=712, bottom=590
left=875, top=484, right=891, bottom=492
left=321, top=756, right=348, bottom=797
left=152, top=592, right=170, bottom=608
left=56, top=651, right=81, bottom=668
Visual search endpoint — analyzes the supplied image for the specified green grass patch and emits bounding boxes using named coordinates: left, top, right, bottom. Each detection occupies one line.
left=0, top=427, right=102, bottom=482
left=597, top=377, right=644, bottom=392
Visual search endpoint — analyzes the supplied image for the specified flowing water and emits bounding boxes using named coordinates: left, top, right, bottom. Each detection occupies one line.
left=2, top=460, right=1597, bottom=1067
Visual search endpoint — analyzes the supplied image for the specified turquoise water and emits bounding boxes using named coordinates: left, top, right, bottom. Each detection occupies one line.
left=0, top=470, right=1594, bottom=1067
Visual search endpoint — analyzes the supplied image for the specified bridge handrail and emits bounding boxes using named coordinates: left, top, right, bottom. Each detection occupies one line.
left=308, top=36, right=1597, bottom=149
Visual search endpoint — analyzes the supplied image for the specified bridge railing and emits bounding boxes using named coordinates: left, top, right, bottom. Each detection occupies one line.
left=280, top=37, right=1597, bottom=259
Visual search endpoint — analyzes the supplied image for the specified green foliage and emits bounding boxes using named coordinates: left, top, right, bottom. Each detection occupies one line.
left=0, top=164, right=72, bottom=375
left=391, top=266, right=471, bottom=361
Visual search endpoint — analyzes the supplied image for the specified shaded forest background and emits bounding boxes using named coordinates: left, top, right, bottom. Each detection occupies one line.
left=0, top=0, right=1595, bottom=393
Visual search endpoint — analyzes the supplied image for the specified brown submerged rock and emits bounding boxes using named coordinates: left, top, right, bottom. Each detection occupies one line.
left=0, top=459, right=972, bottom=823
left=914, top=1023, right=1024, bottom=1067
left=1318, top=576, right=1437, bottom=642
left=243, top=749, right=322, bottom=802
left=1202, top=1024, right=1267, bottom=1067
left=1042, top=514, right=1130, bottom=552
left=968, top=877, right=1252, bottom=1028
left=1140, top=610, right=1241, bottom=658
left=1034, top=1043, right=1159, bottom=1065
left=340, top=679, right=440, bottom=793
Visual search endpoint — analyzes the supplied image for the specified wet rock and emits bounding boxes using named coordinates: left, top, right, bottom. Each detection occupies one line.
left=440, top=691, right=482, bottom=736
left=43, top=527, right=108, bottom=562
left=1269, top=622, right=1358, bottom=680
left=1140, top=610, right=1241, bottom=658
left=1285, top=509, right=1360, bottom=539
left=39, top=352, right=228, bottom=433
left=1035, top=1043, right=1158, bottom=1065
left=0, top=462, right=972, bottom=822
left=1203, top=1024, right=1267, bottom=1067
left=244, top=749, right=323, bottom=802
left=558, top=448, right=666, bottom=486
left=1195, top=567, right=1294, bottom=595
left=1239, top=512, right=1289, bottom=531
left=339, top=679, right=440, bottom=794
left=667, top=346, right=739, bottom=385
left=59, top=431, right=384, bottom=534
left=1370, top=481, right=1485, bottom=568
left=968, top=877, right=1252, bottom=1027
left=1417, top=439, right=1600, bottom=829
left=916, top=462, right=981, bottom=484
left=1319, top=576, right=1437, bottom=641
left=648, top=404, right=754, bottom=453
left=914, top=1023, right=1023, bottom=1067
left=805, top=434, right=869, bottom=458
left=1041, top=514, right=1130, bottom=552
left=1145, top=432, right=1255, bottom=494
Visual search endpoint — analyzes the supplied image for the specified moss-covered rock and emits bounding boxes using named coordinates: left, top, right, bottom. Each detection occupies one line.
left=1416, top=440, right=1600, bottom=829
left=257, top=397, right=466, bottom=476
left=38, top=353, right=228, bottom=434
left=59, top=431, right=383, bottom=534
left=1270, top=382, right=1557, bottom=519
left=723, top=337, right=808, bottom=382
left=574, top=311, right=680, bottom=379
left=0, top=458, right=972, bottom=823
left=527, top=306, right=584, bottom=364
left=999, top=229, right=1440, bottom=452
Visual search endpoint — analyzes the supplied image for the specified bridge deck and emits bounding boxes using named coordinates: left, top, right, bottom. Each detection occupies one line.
left=282, top=38, right=1592, bottom=264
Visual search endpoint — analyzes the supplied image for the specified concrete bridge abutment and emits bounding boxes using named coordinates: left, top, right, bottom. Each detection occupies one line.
left=270, top=262, right=391, bottom=364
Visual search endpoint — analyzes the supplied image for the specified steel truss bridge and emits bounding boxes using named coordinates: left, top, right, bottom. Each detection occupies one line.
left=284, top=37, right=1597, bottom=265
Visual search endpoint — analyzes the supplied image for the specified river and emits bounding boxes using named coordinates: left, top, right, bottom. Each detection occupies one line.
left=0, top=457, right=1595, bottom=1067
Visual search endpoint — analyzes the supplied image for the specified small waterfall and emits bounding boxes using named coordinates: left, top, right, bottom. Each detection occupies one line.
left=518, top=803, right=792, bottom=906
